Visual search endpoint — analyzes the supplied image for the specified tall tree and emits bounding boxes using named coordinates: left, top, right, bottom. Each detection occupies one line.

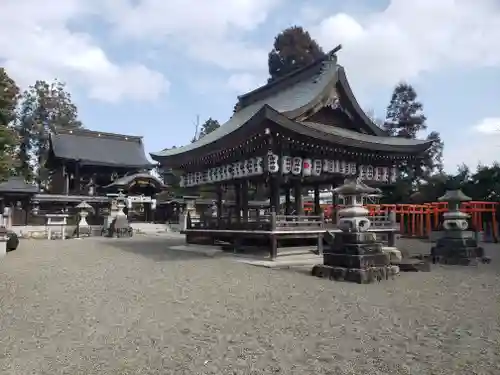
left=0, top=68, right=20, bottom=180
left=421, top=131, right=444, bottom=176
left=199, top=118, right=220, bottom=138
left=268, top=26, right=326, bottom=82
left=383, top=83, right=427, bottom=138
left=192, top=118, right=221, bottom=142
left=16, top=80, right=82, bottom=185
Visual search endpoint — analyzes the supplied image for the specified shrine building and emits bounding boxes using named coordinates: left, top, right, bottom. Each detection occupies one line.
left=149, top=46, right=433, bottom=257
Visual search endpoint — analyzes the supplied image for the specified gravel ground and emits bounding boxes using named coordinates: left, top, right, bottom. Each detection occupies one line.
left=0, top=237, right=499, bottom=375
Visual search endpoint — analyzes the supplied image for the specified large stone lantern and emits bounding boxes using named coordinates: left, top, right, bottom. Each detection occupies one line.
left=431, top=189, right=485, bottom=265
left=76, top=201, right=93, bottom=237
left=312, top=178, right=398, bottom=284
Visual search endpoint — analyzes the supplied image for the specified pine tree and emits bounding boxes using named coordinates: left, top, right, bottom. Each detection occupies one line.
left=268, top=26, right=326, bottom=82
left=383, top=83, right=427, bottom=138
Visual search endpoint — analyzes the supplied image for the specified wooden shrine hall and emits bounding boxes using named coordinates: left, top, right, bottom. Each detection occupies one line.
left=151, top=46, right=433, bottom=258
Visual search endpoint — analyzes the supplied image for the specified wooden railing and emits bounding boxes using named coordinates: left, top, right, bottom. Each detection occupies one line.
left=187, top=212, right=324, bottom=231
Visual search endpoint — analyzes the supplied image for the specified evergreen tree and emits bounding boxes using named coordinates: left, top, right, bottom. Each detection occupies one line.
left=268, top=26, right=326, bottom=82
left=199, top=118, right=220, bottom=138
left=16, top=80, right=82, bottom=185
left=383, top=83, right=427, bottom=138
left=192, top=118, right=221, bottom=142
left=0, top=68, right=20, bottom=180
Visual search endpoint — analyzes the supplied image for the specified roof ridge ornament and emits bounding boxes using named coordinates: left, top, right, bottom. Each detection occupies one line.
left=314, top=44, right=342, bottom=83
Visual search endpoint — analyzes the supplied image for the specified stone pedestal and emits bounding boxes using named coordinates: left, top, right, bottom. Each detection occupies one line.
left=431, top=190, right=485, bottom=265
left=312, top=178, right=397, bottom=284
left=0, top=227, right=7, bottom=258
left=313, top=231, right=398, bottom=283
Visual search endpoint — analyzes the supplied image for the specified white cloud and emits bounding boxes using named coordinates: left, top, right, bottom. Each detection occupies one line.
left=311, top=0, right=500, bottom=88
left=473, top=117, right=500, bottom=135
left=0, top=0, right=168, bottom=102
left=443, top=118, right=500, bottom=172
left=101, top=0, right=281, bottom=73
left=227, top=73, right=266, bottom=94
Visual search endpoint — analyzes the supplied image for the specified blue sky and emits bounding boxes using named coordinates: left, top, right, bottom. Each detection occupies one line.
left=1, top=0, right=499, bottom=173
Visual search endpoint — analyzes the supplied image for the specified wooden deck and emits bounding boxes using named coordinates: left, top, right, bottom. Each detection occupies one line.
left=183, top=213, right=398, bottom=259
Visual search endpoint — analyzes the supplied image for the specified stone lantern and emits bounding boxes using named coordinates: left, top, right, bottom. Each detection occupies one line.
left=312, top=178, right=398, bottom=284
left=76, top=201, right=93, bottom=237
left=431, top=189, right=485, bottom=265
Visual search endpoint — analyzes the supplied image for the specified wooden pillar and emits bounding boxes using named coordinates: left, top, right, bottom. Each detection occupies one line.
left=285, top=186, right=291, bottom=215
left=293, top=179, right=303, bottom=215
left=64, top=164, right=69, bottom=195
left=216, top=185, right=222, bottom=229
left=241, top=180, right=249, bottom=222
left=314, top=184, right=321, bottom=216
left=75, top=162, right=80, bottom=195
left=269, top=176, right=280, bottom=213
left=235, top=183, right=241, bottom=223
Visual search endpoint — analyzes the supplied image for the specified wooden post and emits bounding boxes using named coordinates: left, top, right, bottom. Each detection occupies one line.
left=270, top=176, right=280, bottom=213
left=285, top=186, right=291, bottom=215
left=235, top=183, right=241, bottom=224
left=75, top=162, right=80, bottom=195
left=242, top=180, right=249, bottom=222
left=216, top=185, right=222, bottom=229
left=313, top=184, right=321, bottom=216
left=293, top=179, right=303, bottom=215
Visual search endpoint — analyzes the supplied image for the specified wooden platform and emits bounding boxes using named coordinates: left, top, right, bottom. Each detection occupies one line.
left=182, top=213, right=398, bottom=260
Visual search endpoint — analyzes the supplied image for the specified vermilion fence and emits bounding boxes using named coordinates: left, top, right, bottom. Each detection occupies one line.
left=303, top=201, right=499, bottom=242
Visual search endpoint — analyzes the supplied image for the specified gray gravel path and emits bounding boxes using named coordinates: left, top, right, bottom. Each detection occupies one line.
left=0, top=237, right=499, bottom=374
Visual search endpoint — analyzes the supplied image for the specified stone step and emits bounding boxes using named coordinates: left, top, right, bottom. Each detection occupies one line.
left=399, top=258, right=431, bottom=272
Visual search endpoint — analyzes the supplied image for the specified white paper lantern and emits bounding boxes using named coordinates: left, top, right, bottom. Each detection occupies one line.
left=179, top=175, right=186, bottom=187
left=282, top=156, right=292, bottom=174
left=292, top=157, right=302, bottom=175
left=340, top=161, right=347, bottom=174
left=246, top=158, right=254, bottom=175
left=359, top=165, right=367, bottom=180
left=334, top=160, right=340, bottom=173
left=267, top=153, right=279, bottom=173
left=240, top=160, right=247, bottom=177
left=328, top=160, right=335, bottom=173
left=302, top=159, right=312, bottom=176
left=381, top=167, right=389, bottom=182
left=348, top=162, right=357, bottom=175
left=312, top=159, right=322, bottom=176
left=390, top=167, right=398, bottom=183
left=366, top=165, right=374, bottom=180
left=322, top=160, right=329, bottom=173
left=255, top=157, right=264, bottom=174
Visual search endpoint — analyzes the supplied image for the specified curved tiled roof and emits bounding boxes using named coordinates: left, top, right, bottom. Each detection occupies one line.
left=152, top=55, right=339, bottom=159
left=151, top=47, right=431, bottom=160
left=50, top=130, right=153, bottom=168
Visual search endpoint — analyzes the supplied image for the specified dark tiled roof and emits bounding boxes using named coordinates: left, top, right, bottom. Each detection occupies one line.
left=50, top=129, right=153, bottom=168
left=152, top=54, right=339, bottom=159
left=0, top=177, right=39, bottom=194
left=151, top=47, right=430, bottom=160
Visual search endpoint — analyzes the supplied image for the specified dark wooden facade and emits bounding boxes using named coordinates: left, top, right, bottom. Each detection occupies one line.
left=0, top=130, right=166, bottom=226
left=151, top=46, right=433, bottom=257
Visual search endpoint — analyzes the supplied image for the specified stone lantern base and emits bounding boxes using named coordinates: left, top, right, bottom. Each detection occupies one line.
left=312, top=232, right=399, bottom=284
left=431, top=232, right=484, bottom=265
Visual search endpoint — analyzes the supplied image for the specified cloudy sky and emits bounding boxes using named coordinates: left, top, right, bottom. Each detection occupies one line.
left=1, top=0, right=499, bottom=173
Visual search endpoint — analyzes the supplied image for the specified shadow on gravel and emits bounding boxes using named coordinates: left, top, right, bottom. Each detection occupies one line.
left=105, top=238, right=213, bottom=262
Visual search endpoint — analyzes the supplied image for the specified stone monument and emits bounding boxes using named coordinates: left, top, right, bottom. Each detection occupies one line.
left=312, top=178, right=398, bottom=284
left=431, top=189, right=485, bottom=265
left=105, top=192, right=133, bottom=237
left=75, top=201, right=93, bottom=237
